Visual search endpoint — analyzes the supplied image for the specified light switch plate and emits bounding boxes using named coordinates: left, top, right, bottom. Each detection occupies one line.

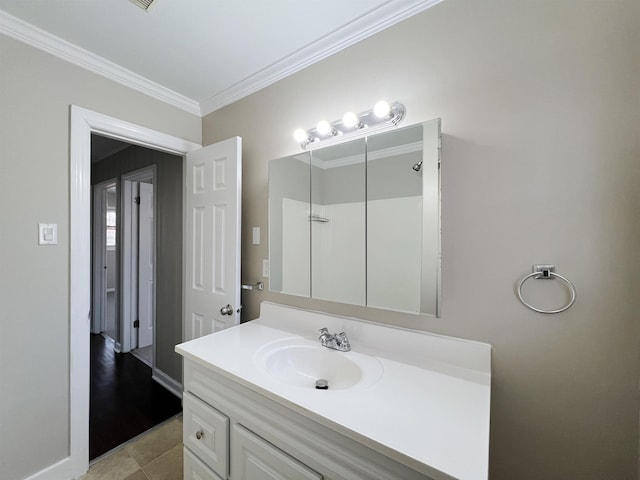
left=39, top=223, right=58, bottom=245
left=262, top=259, right=270, bottom=278
left=252, top=227, right=260, bottom=245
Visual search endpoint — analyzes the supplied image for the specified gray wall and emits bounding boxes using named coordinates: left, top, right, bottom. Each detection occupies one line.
left=202, top=1, right=640, bottom=479
left=367, top=152, right=423, bottom=201
left=316, top=161, right=365, bottom=205
left=268, top=155, right=309, bottom=291
left=0, top=34, right=200, bottom=479
left=92, top=145, right=184, bottom=383
left=312, top=139, right=366, bottom=206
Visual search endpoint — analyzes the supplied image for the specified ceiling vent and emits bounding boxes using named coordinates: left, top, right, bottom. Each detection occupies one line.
left=129, top=0, right=156, bottom=12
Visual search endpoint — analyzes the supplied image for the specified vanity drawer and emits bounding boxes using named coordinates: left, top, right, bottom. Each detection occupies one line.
left=231, top=423, right=322, bottom=480
left=185, top=360, right=226, bottom=407
left=184, top=447, right=224, bottom=480
left=183, top=391, right=229, bottom=479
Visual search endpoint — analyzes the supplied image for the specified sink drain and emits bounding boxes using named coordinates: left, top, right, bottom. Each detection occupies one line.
left=315, top=379, right=329, bottom=390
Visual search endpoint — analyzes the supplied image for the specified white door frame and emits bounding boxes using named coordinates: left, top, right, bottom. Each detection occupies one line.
left=120, top=166, right=156, bottom=354
left=91, top=179, right=117, bottom=335
left=136, top=181, right=155, bottom=350
left=70, top=105, right=200, bottom=478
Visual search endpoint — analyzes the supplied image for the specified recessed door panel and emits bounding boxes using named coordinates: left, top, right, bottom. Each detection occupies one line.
left=185, top=137, right=242, bottom=340
left=231, top=424, right=322, bottom=480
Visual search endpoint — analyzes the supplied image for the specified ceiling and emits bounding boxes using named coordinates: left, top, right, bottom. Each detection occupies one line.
left=0, top=0, right=442, bottom=116
left=91, top=134, right=132, bottom=163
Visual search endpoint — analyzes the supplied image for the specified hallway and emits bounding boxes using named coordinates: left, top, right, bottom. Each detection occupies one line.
left=90, top=334, right=182, bottom=460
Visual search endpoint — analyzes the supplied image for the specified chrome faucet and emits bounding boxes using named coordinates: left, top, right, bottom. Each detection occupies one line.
left=318, top=328, right=351, bottom=352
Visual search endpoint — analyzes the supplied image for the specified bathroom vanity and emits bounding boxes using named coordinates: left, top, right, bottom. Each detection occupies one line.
left=175, top=302, right=491, bottom=480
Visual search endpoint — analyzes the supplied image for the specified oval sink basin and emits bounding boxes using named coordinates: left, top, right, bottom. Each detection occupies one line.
left=255, top=338, right=383, bottom=390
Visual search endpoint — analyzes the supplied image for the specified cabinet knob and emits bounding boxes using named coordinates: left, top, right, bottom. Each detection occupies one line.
left=195, top=430, right=204, bottom=440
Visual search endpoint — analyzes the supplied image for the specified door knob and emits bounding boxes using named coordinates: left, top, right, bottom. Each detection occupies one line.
left=220, top=304, right=234, bottom=315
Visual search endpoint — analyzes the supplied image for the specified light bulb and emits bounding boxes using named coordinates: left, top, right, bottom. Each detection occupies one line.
left=373, top=100, right=391, bottom=118
left=316, top=120, right=332, bottom=135
left=293, top=128, right=308, bottom=142
left=342, top=111, right=359, bottom=128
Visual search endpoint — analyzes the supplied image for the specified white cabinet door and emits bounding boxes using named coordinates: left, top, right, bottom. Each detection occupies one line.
left=183, top=392, right=229, bottom=479
left=184, top=448, right=224, bottom=480
left=184, top=137, right=242, bottom=340
left=231, top=423, right=322, bottom=480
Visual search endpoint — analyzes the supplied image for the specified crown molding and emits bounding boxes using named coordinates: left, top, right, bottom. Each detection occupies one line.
left=312, top=141, right=423, bottom=169
left=1, top=0, right=443, bottom=118
left=198, top=0, right=445, bottom=116
left=0, top=10, right=201, bottom=116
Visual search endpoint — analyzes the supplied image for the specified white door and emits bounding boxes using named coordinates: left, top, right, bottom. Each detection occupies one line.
left=138, top=181, right=154, bottom=348
left=185, top=137, right=242, bottom=340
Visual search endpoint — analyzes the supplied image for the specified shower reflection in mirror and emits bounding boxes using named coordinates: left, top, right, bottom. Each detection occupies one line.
left=269, top=119, right=441, bottom=317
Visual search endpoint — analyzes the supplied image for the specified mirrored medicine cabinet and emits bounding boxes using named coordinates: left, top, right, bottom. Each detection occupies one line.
left=268, top=118, right=441, bottom=317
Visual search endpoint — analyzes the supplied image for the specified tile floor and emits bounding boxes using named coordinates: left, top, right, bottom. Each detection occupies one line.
left=80, top=415, right=183, bottom=480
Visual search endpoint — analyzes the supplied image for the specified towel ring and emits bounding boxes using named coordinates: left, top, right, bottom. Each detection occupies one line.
left=517, top=265, right=576, bottom=314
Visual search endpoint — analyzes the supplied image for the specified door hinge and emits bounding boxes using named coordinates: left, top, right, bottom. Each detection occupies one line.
left=134, top=196, right=141, bottom=204
left=133, top=319, right=140, bottom=328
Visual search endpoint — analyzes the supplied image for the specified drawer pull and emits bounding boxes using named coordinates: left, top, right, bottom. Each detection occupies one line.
left=195, top=430, right=204, bottom=440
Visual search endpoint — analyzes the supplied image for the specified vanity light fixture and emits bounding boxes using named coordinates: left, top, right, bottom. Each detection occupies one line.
left=342, top=111, right=360, bottom=128
left=316, top=120, right=336, bottom=136
left=293, top=100, right=406, bottom=150
left=373, top=100, right=392, bottom=118
left=293, top=128, right=311, bottom=143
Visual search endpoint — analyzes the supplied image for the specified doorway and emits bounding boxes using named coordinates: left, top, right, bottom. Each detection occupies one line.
left=121, top=166, right=156, bottom=363
left=89, top=137, right=181, bottom=460
left=92, top=180, right=119, bottom=342
left=70, top=106, right=237, bottom=479
left=130, top=177, right=154, bottom=365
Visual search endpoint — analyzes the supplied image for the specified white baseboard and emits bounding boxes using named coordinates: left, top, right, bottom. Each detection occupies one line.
left=24, top=370, right=180, bottom=480
left=23, top=456, right=85, bottom=480
left=152, top=368, right=183, bottom=399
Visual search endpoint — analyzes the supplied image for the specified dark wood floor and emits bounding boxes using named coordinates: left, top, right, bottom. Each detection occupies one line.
left=90, top=334, right=182, bottom=460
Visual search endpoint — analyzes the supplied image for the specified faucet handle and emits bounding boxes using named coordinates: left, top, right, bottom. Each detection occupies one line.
left=335, top=332, right=350, bottom=349
left=318, top=328, right=331, bottom=344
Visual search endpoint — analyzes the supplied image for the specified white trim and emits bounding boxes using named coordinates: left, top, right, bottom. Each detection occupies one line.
left=120, top=166, right=155, bottom=354
left=368, top=141, right=423, bottom=162
left=312, top=141, right=423, bottom=170
left=199, top=0, right=445, bottom=115
left=23, top=458, right=72, bottom=480
left=92, top=179, right=118, bottom=335
left=70, top=106, right=199, bottom=478
left=118, top=165, right=156, bottom=183
left=152, top=369, right=183, bottom=399
left=0, top=1, right=442, bottom=117
left=0, top=10, right=200, bottom=115
left=120, top=179, right=136, bottom=353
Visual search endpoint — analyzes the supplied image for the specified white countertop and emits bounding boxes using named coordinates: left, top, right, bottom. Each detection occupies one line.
left=176, top=302, right=491, bottom=480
